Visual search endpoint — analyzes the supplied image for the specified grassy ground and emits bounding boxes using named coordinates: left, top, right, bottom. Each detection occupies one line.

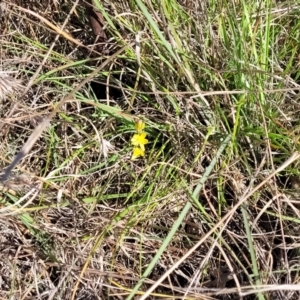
left=1, top=0, right=300, bottom=299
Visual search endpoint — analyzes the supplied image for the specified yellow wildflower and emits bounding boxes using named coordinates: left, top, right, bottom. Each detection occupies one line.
left=135, top=120, right=145, bottom=133
left=131, top=132, right=148, bottom=151
left=131, top=147, right=145, bottom=160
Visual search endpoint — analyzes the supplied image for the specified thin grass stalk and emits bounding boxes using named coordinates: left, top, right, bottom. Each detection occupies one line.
left=241, top=205, right=265, bottom=300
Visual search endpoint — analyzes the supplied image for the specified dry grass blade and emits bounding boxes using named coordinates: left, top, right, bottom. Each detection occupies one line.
left=6, top=1, right=102, bottom=56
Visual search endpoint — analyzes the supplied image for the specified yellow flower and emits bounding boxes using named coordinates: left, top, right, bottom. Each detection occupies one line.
left=135, top=120, right=145, bottom=133
left=131, top=147, right=145, bottom=160
left=131, top=132, right=148, bottom=151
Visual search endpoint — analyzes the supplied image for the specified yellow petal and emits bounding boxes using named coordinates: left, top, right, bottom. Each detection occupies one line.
left=131, top=147, right=145, bottom=160
left=135, top=120, right=145, bottom=133
left=131, top=133, right=148, bottom=151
